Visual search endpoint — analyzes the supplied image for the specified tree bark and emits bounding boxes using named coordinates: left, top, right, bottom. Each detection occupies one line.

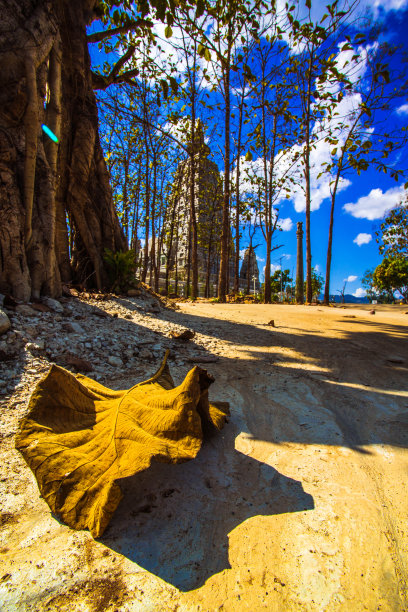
left=218, top=48, right=231, bottom=302
left=304, top=53, right=314, bottom=304
left=0, top=0, right=126, bottom=300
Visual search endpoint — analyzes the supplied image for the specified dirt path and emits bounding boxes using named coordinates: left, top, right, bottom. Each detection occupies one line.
left=1, top=302, right=407, bottom=611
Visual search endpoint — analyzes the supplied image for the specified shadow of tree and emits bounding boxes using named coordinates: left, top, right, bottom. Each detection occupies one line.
left=101, top=418, right=314, bottom=591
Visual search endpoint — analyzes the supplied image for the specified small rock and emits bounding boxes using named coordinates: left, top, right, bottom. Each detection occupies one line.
left=124, top=313, right=133, bottom=319
left=108, top=355, right=123, bottom=367
left=31, top=302, right=52, bottom=313
left=42, top=297, right=64, bottom=313
left=26, top=342, right=45, bottom=353
left=151, top=344, right=164, bottom=352
left=93, top=310, right=110, bottom=319
left=267, top=320, right=275, bottom=327
left=139, top=348, right=153, bottom=360
left=0, top=308, right=11, bottom=335
left=369, top=309, right=375, bottom=315
left=146, top=303, right=160, bottom=313
left=170, top=329, right=195, bottom=341
left=62, top=321, right=84, bottom=334
left=15, top=304, right=38, bottom=317
left=64, top=355, right=93, bottom=372
left=187, top=355, right=219, bottom=363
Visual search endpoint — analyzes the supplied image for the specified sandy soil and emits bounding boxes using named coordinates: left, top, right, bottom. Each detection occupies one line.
left=1, top=302, right=408, bottom=611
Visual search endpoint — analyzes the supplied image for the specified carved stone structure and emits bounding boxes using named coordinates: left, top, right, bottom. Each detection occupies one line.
left=157, top=122, right=234, bottom=296
left=239, top=246, right=260, bottom=293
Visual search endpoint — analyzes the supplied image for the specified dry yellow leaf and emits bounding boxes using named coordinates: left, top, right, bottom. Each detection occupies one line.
left=16, top=351, right=229, bottom=537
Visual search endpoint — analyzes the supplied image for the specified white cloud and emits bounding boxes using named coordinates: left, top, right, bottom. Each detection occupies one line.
left=353, top=288, right=367, bottom=298
left=278, top=217, right=293, bottom=231
left=256, top=255, right=265, bottom=262
left=396, top=104, right=408, bottom=116
left=315, top=264, right=321, bottom=272
left=345, top=275, right=358, bottom=282
left=344, top=185, right=405, bottom=220
left=267, top=263, right=281, bottom=275
left=364, top=0, right=408, bottom=15
left=353, top=233, right=372, bottom=246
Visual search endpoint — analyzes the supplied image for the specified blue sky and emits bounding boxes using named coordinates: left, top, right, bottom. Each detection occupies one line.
left=89, top=1, right=408, bottom=297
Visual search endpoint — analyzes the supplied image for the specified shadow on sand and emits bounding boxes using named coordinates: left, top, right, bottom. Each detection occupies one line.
left=101, top=420, right=314, bottom=591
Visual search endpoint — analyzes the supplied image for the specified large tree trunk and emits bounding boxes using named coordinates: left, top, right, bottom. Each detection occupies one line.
left=0, top=0, right=126, bottom=300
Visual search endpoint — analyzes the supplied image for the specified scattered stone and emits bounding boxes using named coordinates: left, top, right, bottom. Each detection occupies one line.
left=267, top=320, right=275, bottom=327
left=108, top=355, right=123, bottom=368
left=369, top=310, right=375, bottom=315
left=62, top=285, right=79, bottom=297
left=3, top=294, right=18, bottom=308
left=42, top=297, right=64, bottom=313
left=93, top=310, right=110, bottom=318
left=187, top=355, right=219, bottom=363
left=26, top=342, right=45, bottom=353
left=0, top=308, right=11, bottom=335
left=151, top=344, right=165, bottom=352
left=124, top=314, right=133, bottom=320
left=343, top=315, right=356, bottom=318
left=64, top=355, right=93, bottom=372
left=15, top=304, right=38, bottom=317
left=170, top=329, right=195, bottom=341
left=31, top=302, right=51, bottom=313
left=62, top=321, right=84, bottom=334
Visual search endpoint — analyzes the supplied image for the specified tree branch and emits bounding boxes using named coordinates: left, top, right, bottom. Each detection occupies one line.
left=87, top=19, right=152, bottom=44
left=92, top=46, right=139, bottom=90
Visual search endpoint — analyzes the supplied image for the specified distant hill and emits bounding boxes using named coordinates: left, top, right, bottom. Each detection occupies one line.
left=317, top=294, right=370, bottom=304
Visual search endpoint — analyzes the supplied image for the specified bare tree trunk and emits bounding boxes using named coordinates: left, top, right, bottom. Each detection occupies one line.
left=304, top=54, right=314, bottom=304
left=186, top=222, right=191, bottom=298
left=218, top=50, right=231, bottom=302
left=149, top=152, right=157, bottom=288
left=142, top=141, right=150, bottom=282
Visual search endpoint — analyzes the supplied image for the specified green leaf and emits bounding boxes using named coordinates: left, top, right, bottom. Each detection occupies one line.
left=245, top=151, right=253, bottom=161
left=169, top=76, right=178, bottom=94
left=165, top=25, right=173, bottom=38
left=305, top=0, right=311, bottom=8
left=160, top=79, right=169, bottom=99
left=196, top=0, right=205, bottom=19
left=204, top=48, right=211, bottom=62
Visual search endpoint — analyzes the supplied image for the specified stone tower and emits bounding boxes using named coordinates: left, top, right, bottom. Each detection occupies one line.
left=161, top=122, right=234, bottom=296
left=239, top=246, right=260, bottom=293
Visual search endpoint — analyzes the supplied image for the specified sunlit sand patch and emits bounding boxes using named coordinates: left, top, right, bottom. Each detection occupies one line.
left=321, top=378, right=408, bottom=398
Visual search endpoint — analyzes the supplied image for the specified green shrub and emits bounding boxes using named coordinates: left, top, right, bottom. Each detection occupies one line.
left=103, top=249, right=137, bottom=293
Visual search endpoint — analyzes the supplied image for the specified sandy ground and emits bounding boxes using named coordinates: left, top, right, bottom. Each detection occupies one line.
left=1, top=302, right=408, bottom=611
